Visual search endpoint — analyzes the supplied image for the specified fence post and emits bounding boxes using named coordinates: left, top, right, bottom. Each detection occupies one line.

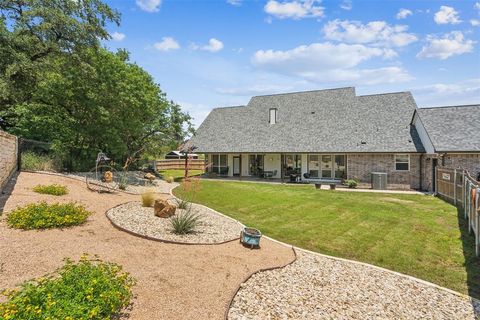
left=453, top=169, right=457, bottom=206
left=464, top=175, right=467, bottom=219
left=476, top=190, right=479, bottom=257
left=434, top=166, right=438, bottom=196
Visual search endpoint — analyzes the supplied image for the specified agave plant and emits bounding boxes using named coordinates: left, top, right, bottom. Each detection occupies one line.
left=169, top=208, right=201, bottom=235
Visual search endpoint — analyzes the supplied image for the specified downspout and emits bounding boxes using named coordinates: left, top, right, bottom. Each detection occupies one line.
left=419, top=154, right=423, bottom=191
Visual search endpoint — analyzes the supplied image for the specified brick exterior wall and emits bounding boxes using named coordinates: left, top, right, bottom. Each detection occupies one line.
left=442, top=154, right=480, bottom=179
left=347, top=154, right=421, bottom=190
left=0, top=130, right=18, bottom=192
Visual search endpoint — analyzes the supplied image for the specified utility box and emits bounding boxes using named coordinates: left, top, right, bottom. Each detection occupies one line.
left=371, top=172, right=387, bottom=190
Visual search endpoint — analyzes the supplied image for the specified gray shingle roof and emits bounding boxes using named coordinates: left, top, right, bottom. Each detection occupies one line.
left=189, top=87, right=425, bottom=153
left=417, top=105, right=480, bottom=152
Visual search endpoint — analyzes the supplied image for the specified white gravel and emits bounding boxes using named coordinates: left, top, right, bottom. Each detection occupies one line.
left=228, top=250, right=480, bottom=320
left=106, top=201, right=243, bottom=244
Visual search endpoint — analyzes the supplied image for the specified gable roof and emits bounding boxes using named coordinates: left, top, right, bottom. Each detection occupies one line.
left=189, top=87, right=424, bottom=153
left=416, top=105, right=480, bottom=152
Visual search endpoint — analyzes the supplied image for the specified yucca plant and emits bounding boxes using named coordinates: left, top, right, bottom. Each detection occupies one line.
left=174, top=198, right=191, bottom=210
left=169, top=209, right=201, bottom=235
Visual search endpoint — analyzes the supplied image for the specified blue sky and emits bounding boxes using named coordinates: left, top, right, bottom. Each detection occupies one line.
left=104, top=0, right=480, bottom=127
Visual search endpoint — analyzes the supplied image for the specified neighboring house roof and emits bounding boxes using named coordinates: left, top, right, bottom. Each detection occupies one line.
left=415, top=105, right=480, bottom=153
left=189, top=87, right=425, bottom=153
left=166, top=151, right=199, bottom=157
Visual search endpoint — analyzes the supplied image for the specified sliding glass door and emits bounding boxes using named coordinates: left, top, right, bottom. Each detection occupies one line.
left=248, top=154, right=264, bottom=176
left=211, top=154, right=228, bottom=175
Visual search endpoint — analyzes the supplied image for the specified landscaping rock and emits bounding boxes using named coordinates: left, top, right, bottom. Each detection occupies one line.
left=107, top=201, right=243, bottom=244
left=144, top=173, right=156, bottom=181
left=228, top=251, right=480, bottom=320
left=155, top=201, right=176, bottom=218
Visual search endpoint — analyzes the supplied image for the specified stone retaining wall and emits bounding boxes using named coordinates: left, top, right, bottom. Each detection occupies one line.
left=0, top=130, right=18, bottom=192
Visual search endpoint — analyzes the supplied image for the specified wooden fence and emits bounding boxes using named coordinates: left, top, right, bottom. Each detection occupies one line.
left=436, top=166, right=480, bottom=256
left=155, top=159, right=205, bottom=171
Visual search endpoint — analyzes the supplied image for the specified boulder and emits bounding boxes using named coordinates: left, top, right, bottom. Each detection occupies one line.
left=144, top=173, right=156, bottom=181
left=103, top=171, right=113, bottom=183
left=154, top=199, right=176, bottom=218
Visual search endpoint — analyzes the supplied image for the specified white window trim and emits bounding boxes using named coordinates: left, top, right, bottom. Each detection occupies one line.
left=394, top=154, right=410, bottom=172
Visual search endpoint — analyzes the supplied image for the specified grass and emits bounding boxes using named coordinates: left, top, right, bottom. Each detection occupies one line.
left=141, top=189, right=156, bottom=207
left=7, top=202, right=91, bottom=230
left=0, top=255, right=135, bottom=320
left=174, top=180, right=480, bottom=298
left=21, top=152, right=60, bottom=172
left=33, top=184, right=68, bottom=196
left=158, top=169, right=203, bottom=182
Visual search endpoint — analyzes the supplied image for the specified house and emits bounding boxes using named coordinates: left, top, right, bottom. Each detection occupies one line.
left=412, top=104, right=480, bottom=191
left=165, top=150, right=199, bottom=160
left=188, top=87, right=479, bottom=190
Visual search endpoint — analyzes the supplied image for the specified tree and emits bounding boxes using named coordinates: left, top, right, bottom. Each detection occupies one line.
left=0, top=0, right=120, bottom=126
left=10, top=48, right=193, bottom=171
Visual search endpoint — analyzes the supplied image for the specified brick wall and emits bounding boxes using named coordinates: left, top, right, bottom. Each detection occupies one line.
left=347, top=154, right=421, bottom=190
left=442, top=153, right=480, bottom=180
left=0, top=130, right=18, bottom=192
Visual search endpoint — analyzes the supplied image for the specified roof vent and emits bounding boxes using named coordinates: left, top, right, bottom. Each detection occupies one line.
left=269, top=108, right=277, bottom=124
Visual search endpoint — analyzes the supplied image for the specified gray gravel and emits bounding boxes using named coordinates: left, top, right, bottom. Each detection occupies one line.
left=228, top=250, right=480, bottom=320
left=106, top=201, right=243, bottom=244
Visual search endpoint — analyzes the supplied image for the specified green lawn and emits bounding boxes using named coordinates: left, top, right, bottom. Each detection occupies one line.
left=174, top=180, right=479, bottom=298
left=158, top=169, right=203, bottom=181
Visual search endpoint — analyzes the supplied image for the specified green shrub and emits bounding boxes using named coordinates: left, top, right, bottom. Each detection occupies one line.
left=345, top=179, right=358, bottom=189
left=33, top=184, right=68, bottom=196
left=7, top=202, right=91, bottom=230
left=170, top=209, right=201, bottom=235
left=21, top=152, right=60, bottom=172
left=0, top=255, right=135, bottom=320
left=141, top=190, right=155, bottom=207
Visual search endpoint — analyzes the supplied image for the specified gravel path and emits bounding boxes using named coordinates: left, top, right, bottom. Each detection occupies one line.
left=228, top=250, right=480, bottom=319
left=0, top=172, right=294, bottom=319
left=106, top=201, right=243, bottom=244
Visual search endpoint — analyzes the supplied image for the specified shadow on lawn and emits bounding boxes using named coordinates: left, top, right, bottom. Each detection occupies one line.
left=456, top=206, right=480, bottom=302
left=0, top=171, right=18, bottom=215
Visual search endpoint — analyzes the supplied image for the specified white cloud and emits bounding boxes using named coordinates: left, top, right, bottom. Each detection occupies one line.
left=434, top=6, right=461, bottom=25
left=323, top=20, right=417, bottom=47
left=412, top=79, right=480, bottom=107
left=475, top=2, right=480, bottom=10
left=110, top=32, right=125, bottom=42
left=154, top=37, right=180, bottom=51
left=191, top=38, right=224, bottom=52
left=252, top=42, right=412, bottom=84
left=136, top=0, right=161, bottom=12
left=177, top=101, right=213, bottom=128
left=264, top=0, right=324, bottom=20
left=340, top=0, right=352, bottom=11
left=396, top=8, right=412, bottom=19
left=227, top=0, right=242, bottom=5
left=471, top=19, right=480, bottom=26
left=416, top=31, right=475, bottom=60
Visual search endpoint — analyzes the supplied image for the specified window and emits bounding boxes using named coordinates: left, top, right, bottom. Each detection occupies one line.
left=211, top=154, right=228, bottom=175
left=395, top=154, right=409, bottom=171
left=307, top=154, right=347, bottom=179
left=269, top=108, right=277, bottom=124
left=308, top=155, right=319, bottom=178
left=334, top=155, right=346, bottom=179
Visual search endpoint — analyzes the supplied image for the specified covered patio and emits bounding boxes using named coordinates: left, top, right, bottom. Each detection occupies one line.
left=204, top=153, right=347, bottom=183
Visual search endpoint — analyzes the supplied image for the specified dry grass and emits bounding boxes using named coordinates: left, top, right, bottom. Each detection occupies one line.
left=141, top=189, right=155, bottom=207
